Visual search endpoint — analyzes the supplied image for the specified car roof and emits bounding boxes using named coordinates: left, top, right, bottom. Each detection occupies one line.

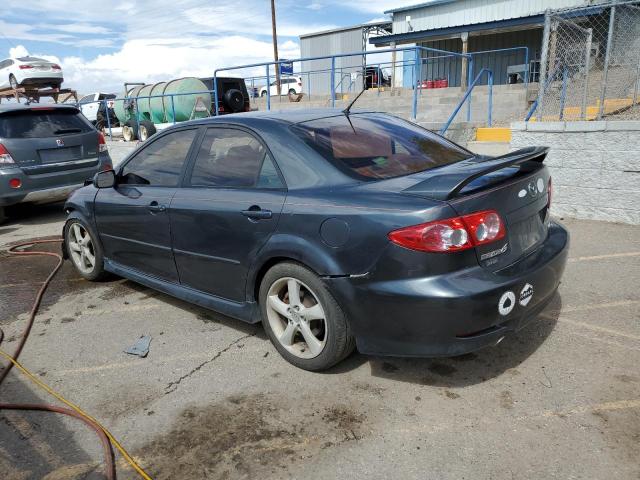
left=0, top=103, right=79, bottom=115
left=186, top=108, right=380, bottom=126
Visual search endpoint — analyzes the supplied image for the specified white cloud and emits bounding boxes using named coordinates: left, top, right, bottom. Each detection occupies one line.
left=9, top=45, right=30, bottom=58
left=57, top=36, right=300, bottom=93
left=0, top=0, right=341, bottom=93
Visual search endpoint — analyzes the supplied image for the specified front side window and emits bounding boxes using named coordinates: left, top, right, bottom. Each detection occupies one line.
left=120, top=129, right=197, bottom=187
left=188, top=128, right=282, bottom=188
left=291, top=114, right=472, bottom=181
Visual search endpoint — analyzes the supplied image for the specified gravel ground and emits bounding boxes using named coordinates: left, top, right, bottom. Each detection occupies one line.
left=0, top=206, right=638, bottom=480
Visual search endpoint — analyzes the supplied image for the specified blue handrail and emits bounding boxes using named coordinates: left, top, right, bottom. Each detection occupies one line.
left=213, top=45, right=472, bottom=120
left=440, top=68, right=493, bottom=135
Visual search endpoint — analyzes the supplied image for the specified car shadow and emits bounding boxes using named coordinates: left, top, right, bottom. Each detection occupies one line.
left=1, top=202, right=66, bottom=228
left=326, top=293, right=562, bottom=386
left=97, top=277, right=266, bottom=340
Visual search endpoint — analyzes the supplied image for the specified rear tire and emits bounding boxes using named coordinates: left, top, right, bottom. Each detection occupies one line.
left=138, top=120, right=156, bottom=142
left=9, top=74, right=18, bottom=90
left=288, top=88, right=296, bottom=95
left=122, top=120, right=138, bottom=142
left=261, top=90, right=267, bottom=97
left=259, top=262, right=355, bottom=371
left=64, top=219, right=108, bottom=281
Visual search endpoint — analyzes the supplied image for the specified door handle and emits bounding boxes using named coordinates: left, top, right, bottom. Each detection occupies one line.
left=241, top=207, right=272, bottom=220
left=148, top=201, right=166, bottom=213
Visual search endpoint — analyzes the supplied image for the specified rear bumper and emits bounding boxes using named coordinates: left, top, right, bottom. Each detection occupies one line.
left=0, top=155, right=110, bottom=207
left=18, top=73, right=64, bottom=85
left=326, top=221, right=569, bottom=357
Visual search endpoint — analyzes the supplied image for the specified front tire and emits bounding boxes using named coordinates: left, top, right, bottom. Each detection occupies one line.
left=122, top=120, right=138, bottom=142
left=64, top=219, right=107, bottom=281
left=259, top=262, right=355, bottom=371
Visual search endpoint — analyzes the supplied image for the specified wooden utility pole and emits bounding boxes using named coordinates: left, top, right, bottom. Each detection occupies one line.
left=271, top=0, right=281, bottom=95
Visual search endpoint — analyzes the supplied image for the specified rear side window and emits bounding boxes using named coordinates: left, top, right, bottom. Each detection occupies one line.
left=291, top=114, right=472, bottom=181
left=120, top=129, right=197, bottom=187
left=0, top=109, right=93, bottom=138
left=188, top=128, right=282, bottom=188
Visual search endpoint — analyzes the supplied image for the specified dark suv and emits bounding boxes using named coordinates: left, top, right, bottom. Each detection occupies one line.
left=0, top=104, right=112, bottom=223
left=364, top=67, right=391, bottom=89
left=200, top=77, right=251, bottom=115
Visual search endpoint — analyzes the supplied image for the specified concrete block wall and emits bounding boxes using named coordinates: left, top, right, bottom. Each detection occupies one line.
left=511, top=121, right=640, bottom=225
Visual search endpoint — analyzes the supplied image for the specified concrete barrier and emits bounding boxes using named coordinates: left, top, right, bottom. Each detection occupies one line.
left=511, top=121, right=640, bottom=225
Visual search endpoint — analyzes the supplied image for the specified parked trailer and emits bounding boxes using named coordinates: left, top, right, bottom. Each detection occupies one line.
left=113, top=77, right=212, bottom=141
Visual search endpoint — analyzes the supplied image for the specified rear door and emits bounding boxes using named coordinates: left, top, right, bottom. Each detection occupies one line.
left=0, top=107, right=101, bottom=181
left=170, top=125, right=286, bottom=301
left=94, top=127, right=199, bottom=282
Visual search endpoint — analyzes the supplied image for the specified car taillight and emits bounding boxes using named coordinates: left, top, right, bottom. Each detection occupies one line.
left=9, top=178, right=21, bottom=189
left=388, top=210, right=505, bottom=253
left=51, top=64, right=61, bottom=70
left=297, top=81, right=302, bottom=86
left=0, top=144, right=15, bottom=166
left=218, top=105, right=225, bottom=112
left=98, top=132, right=108, bottom=153
left=19, top=65, right=34, bottom=69
left=547, top=177, right=552, bottom=210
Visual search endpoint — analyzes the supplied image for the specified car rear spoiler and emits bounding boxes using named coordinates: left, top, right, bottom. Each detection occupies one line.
left=404, top=146, right=549, bottom=201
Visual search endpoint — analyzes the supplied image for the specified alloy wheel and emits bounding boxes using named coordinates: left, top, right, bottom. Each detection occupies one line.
left=68, top=223, right=96, bottom=274
left=266, top=277, right=327, bottom=359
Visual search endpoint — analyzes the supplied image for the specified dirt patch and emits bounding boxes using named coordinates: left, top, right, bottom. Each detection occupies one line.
left=136, top=393, right=367, bottom=479
left=444, top=390, right=460, bottom=399
left=0, top=242, right=93, bottom=325
left=352, top=382, right=385, bottom=396
left=499, top=390, right=514, bottom=409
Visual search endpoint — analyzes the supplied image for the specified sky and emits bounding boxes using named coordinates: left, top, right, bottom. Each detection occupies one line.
left=0, top=0, right=418, bottom=94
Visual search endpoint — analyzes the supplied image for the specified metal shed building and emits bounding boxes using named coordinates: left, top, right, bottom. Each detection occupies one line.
left=299, top=22, right=391, bottom=95
left=371, top=0, right=595, bottom=87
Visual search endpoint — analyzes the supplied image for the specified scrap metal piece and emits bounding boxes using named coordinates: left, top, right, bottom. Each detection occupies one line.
left=124, top=335, right=151, bottom=358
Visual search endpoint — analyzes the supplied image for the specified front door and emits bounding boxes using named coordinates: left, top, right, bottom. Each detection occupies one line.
left=95, top=127, right=198, bottom=282
left=170, top=126, right=286, bottom=301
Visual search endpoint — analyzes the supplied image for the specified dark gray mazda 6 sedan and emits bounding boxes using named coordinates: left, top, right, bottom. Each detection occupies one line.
left=63, top=109, right=569, bottom=371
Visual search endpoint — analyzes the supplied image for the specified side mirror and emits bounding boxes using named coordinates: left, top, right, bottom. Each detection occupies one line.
left=93, top=169, right=116, bottom=189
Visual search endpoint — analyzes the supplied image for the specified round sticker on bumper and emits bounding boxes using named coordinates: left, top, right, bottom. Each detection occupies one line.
left=519, top=283, right=534, bottom=307
left=498, top=291, right=516, bottom=316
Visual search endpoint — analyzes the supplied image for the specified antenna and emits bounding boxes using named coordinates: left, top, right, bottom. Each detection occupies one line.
left=342, top=87, right=367, bottom=116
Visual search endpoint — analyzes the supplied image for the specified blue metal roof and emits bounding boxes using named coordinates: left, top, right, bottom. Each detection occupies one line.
left=370, top=13, right=545, bottom=45
left=384, top=0, right=457, bottom=15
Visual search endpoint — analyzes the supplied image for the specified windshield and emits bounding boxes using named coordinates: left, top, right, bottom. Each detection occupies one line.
left=0, top=109, right=93, bottom=138
left=291, top=113, right=472, bottom=181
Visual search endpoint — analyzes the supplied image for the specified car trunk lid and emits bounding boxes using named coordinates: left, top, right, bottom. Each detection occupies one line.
left=402, top=147, right=551, bottom=270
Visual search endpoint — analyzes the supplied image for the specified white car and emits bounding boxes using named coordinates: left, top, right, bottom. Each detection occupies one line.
left=260, top=76, right=303, bottom=97
left=79, top=92, right=116, bottom=124
left=0, top=56, right=64, bottom=90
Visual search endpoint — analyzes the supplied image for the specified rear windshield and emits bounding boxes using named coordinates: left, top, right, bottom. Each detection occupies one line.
left=291, top=114, right=472, bottom=181
left=0, top=109, right=93, bottom=138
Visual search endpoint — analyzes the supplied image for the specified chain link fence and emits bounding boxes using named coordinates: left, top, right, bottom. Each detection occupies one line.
left=535, top=0, right=640, bottom=121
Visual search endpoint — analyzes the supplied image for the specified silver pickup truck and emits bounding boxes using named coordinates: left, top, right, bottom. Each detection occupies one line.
left=0, top=104, right=112, bottom=223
